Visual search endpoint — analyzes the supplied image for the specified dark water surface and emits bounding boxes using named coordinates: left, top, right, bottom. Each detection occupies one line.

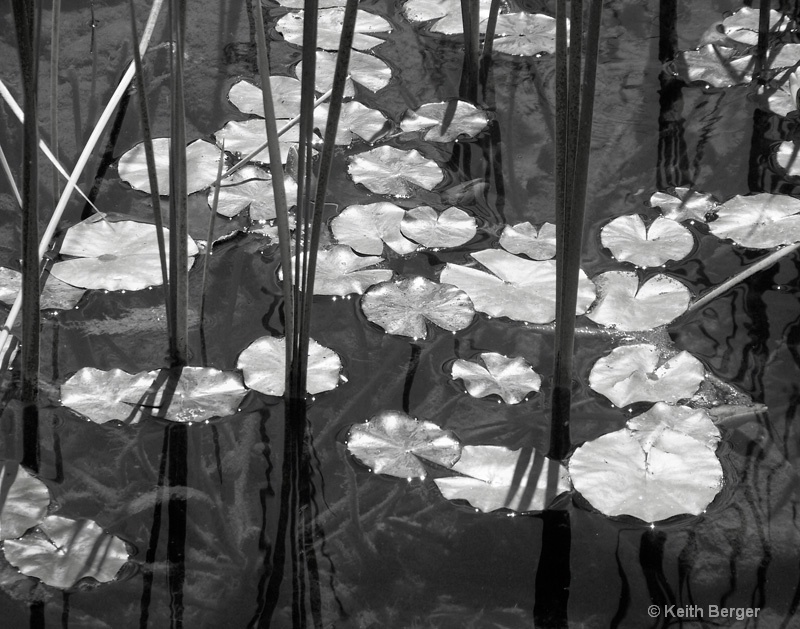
left=1, top=0, right=800, bottom=627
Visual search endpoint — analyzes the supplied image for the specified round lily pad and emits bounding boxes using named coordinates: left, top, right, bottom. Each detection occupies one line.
left=296, top=49, right=392, bottom=95
left=331, top=202, right=417, bottom=255
left=402, top=0, right=492, bottom=35
left=601, top=215, right=694, bottom=267
left=648, top=187, right=717, bottom=223
left=400, top=206, right=477, bottom=249
left=276, top=8, right=391, bottom=51
left=227, top=77, right=302, bottom=119
left=492, top=13, right=559, bottom=57
left=710, top=192, right=800, bottom=248
left=399, top=100, right=489, bottom=142
left=451, top=352, right=541, bottom=404
left=499, top=222, right=556, bottom=259
left=348, top=146, right=444, bottom=197
left=0, top=463, right=50, bottom=541
left=285, top=245, right=392, bottom=296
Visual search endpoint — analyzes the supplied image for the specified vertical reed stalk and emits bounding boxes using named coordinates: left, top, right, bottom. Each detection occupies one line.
left=459, top=0, right=480, bottom=103
left=200, top=142, right=226, bottom=365
left=50, top=0, right=60, bottom=203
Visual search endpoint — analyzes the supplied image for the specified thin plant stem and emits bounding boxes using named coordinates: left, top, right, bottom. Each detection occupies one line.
left=50, top=0, right=60, bottom=203
left=0, top=143, right=22, bottom=207
left=459, top=0, right=480, bottom=103
left=200, top=142, right=226, bottom=366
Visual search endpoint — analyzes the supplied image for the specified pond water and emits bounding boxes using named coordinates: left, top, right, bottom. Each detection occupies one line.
left=1, top=0, right=800, bottom=627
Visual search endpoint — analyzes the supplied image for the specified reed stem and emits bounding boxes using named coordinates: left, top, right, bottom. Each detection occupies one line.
left=50, top=0, right=60, bottom=203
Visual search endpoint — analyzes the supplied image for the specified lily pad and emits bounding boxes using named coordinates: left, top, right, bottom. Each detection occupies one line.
left=297, top=49, right=392, bottom=95
left=348, top=146, right=444, bottom=197
left=314, top=101, right=390, bottom=145
left=628, top=402, right=721, bottom=452
left=346, top=411, right=462, bottom=479
left=276, top=8, right=392, bottom=51
left=499, top=222, right=556, bottom=259
left=568, top=425, right=722, bottom=522
left=441, top=250, right=596, bottom=324
left=0, top=463, right=50, bottom=541
left=588, top=344, right=705, bottom=407
left=451, top=352, right=541, bottom=404
left=274, top=0, right=346, bottom=7
left=400, top=206, right=477, bottom=248
left=601, top=215, right=694, bottom=267
left=434, top=445, right=571, bottom=513
left=50, top=219, right=199, bottom=291
left=399, top=100, right=489, bottom=142
left=117, top=138, right=222, bottom=196
left=361, top=276, right=474, bottom=339
left=492, top=13, right=559, bottom=57
left=286, top=245, right=392, bottom=295
left=720, top=7, right=788, bottom=46
left=0, top=268, right=85, bottom=310
left=586, top=271, right=690, bottom=331
left=211, top=166, right=298, bottom=221
left=4, top=515, right=129, bottom=588
left=649, top=187, right=718, bottom=222
left=214, top=118, right=301, bottom=163
left=227, top=77, right=302, bottom=119
left=331, top=202, right=418, bottom=255
left=402, top=0, right=492, bottom=35
left=237, top=336, right=343, bottom=397
left=670, top=43, right=800, bottom=88
left=61, top=366, right=246, bottom=424
left=709, top=192, right=800, bottom=248
left=775, top=142, right=800, bottom=178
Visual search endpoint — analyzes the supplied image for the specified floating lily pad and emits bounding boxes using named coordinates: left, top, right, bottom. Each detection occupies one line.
left=0, top=464, right=50, bottom=541
left=670, top=43, right=800, bottom=88
left=346, top=411, right=462, bottom=479
left=297, top=49, right=392, bottom=95
left=61, top=366, right=246, bottom=424
left=434, top=445, right=570, bottom=513
left=764, top=67, right=800, bottom=116
left=441, top=250, right=596, bottom=324
left=399, top=101, right=489, bottom=142
left=402, top=0, right=492, bottom=35
left=499, top=222, right=556, bottom=259
left=4, top=515, right=129, bottom=588
left=451, top=352, right=541, bottom=404
left=237, top=336, right=343, bottom=397
left=348, top=146, right=444, bottom=197
left=361, top=276, right=474, bottom=339
left=709, top=192, right=800, bottom=248
left=0, top=268, right=85, bottom=310
left=719, top=7, right=788, bottom=46
left=50, top=220, right=199, bottom=291
left=400, top=206, right=476, bottom=248
left=586, top=271, right=690, bottom=331
left=601, top=215, right=694, bottom=267
left=215, top=118, right=301, bottom=163
left=118, top=138, right=222, bottom=196
left=628, top=402, right=721, bottom=452
left=649, top=187, right=718, bottom=222
left=588, top=344, right=705, bottom=407
left=314, top=101, right=390, bottom=145
left=492, top=13, right=559, bottom=57
left=227, top=77, right=302, bottom=119
left=286, top=245, right=392, bottom=295
left=568, top=424, right=722, bottom=522
left=775, top=142, right=800, bottom=178
left=211, top=166, right=298, bottom=221
left=274, top=0, right=346, bottom=7
left=331, top=202, right=417, bottom=255
left=276, top=8, right=392, bottom=51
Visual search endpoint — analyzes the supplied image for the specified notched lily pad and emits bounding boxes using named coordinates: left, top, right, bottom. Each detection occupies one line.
left=361, top=276, right=474, bottom=339
left=451, top=352, right=541, bottom=404
left=348, top=146, right=443, bottom=197
left=0, top=268, right=85, bottom=310
left=0, top=463, right=50, bottom=541
left=400, top=206, right=477, bottom=248
left=586, top=271, right=690, bottom=331
left=628, top=402, right=721, bottom=452
left=649, top=187, right=718, bottom=223
left=118, top=138, right=222, bottom=196
left=286, top=245, right=392, bottom=295
left=588, top=344, right=705, bottom=407
left=314, top=101, right=390, bottom=145
left=719, top=7, right=789, bottom=46
left=492, top=13, right=559, bottom=57
left=434, top=445, right=570, bottom=513
left=775, top=142, right=800, bottom=178
left=399, top=100, right=489, bottom=142
left=710, top=192, right=800, bottom=248
left=601, top=215, right=694, bottom=267
left=211, top=166, right=298, bottom=221
left=215, top=119, right=301, bottom=163
left=276, top=8, right=392, bottom=51
left=499, top=222, right=556, bottom=259
left=331, top=202, right=417, bottom=255
left=346, top=410, right=461, bottom=479
left=402, top=0, right=492, bottom=35
left=227, top=77, right=302, bottom=119
left=50, top=219, right=199, bottom=291
left=297, top=50, right=392, bottom=95
left=669, top=43, right=800, bottom=88
left=4, top=515, right=129, bottom=588
left=237, top=336, right=343, bottom=397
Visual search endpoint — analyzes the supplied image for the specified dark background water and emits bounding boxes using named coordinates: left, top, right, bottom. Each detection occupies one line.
left=0, top=0, right=799, bottom=627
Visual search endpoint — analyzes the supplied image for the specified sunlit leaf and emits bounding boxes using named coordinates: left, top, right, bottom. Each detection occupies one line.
left=588, top=344, right=705, bottom=407
left=670, top=43, right=800, bottom=88
left=775, top=141, right=800, bottom=178
left=399, top=100, right=489, bottom=142
left=568, top=424, right=722, bottom=522
left=0, top=464, right=50, bottom=541
left=400, top=206, right=476, bottom=248
left=347, top=410, right=461, bottom=479
left=276, top=8, right=391, bottom=51
left=441, top=250, right=596, bottom=324
left=499, top=222, right=556, bottom=259
left=434, top=445, right=570, bottom=513
left=331, top=202, right=418, bottom=255
left=361, top=276, right=474, bottom=339
left=720, top=7, right=788, bottom=46
left=0, top=268, right=85, bottom=310
left=145, top=367, right=248, bottom=423
left=649, top=187, right=718, bottom=222
left=227, top=77, right=302, bottom=119
left=61, top=367, right=158, bottom=424
left=492, top=13, right=560, bottom=57
left=50, top=219, right=199, bottom=291
left=451, top=352, right=541, bottom=404
left=402, top=0, right=492, bottom=35
left=628, top=402, right=721, bottom=451
left=297, top=49, right=392, bottom=95
left=118, top=138, right=222, bottom=196
left=314, top=101, right=390, bottom=145
left=709, top=192, right=800, bottom=248
left=285, top=245, right=392, bottom=295
left=348, top=146, right=444, bottom=197
left=237, top=336, right=343, bottom=396
left=601, top=215, right=694, bottom=267
left=764, top=67, right=800, bottom=115
left=214, top=119, right=301, bottom=163
left=586, top=271, right=690, bottom=331
left=210, top=165, right=298, bottom=221
left=4, top=515, right=129, bottom=588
